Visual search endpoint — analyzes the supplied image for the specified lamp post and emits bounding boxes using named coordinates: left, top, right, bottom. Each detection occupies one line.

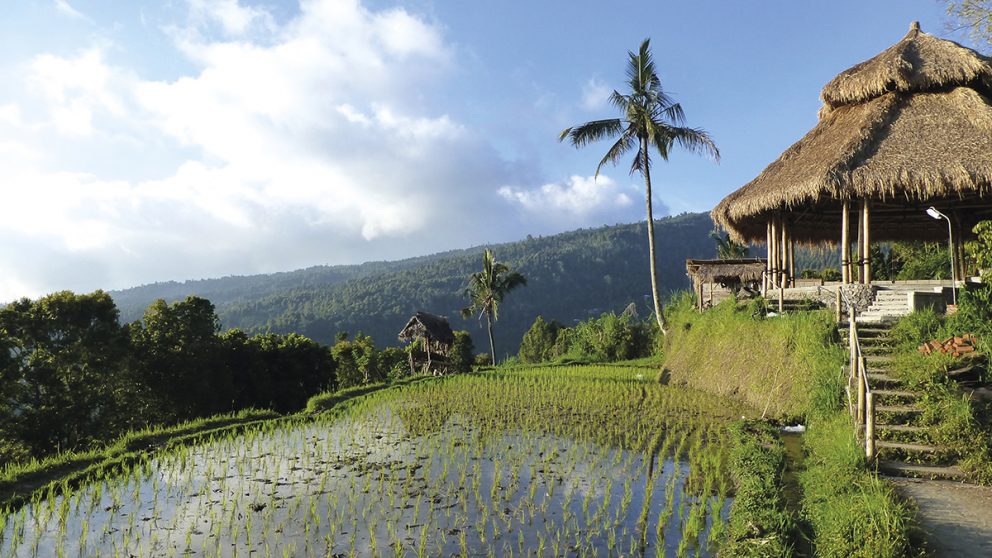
left=926, top=207, right=957, bottom=305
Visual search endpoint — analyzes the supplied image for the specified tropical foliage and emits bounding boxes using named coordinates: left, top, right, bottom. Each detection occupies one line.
left=462, top=249, right=527, bottom=365
left=560, top=39, right=719, bottom=334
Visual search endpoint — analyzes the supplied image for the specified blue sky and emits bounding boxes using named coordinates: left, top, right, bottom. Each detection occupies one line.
left=0, top=0, right=968, bottom=298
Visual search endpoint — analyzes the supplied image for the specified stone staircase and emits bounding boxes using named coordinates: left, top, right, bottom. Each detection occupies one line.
left=839, top=322, right=966, bottom=480
left=856, top=285, right=916, bottom=324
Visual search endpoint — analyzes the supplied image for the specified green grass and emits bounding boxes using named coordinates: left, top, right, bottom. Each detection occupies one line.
left=722, top=420, right=793, bottom=558
left=800, top=414, right=914, bottom=558
left=663, top=297, right=845, bottom=420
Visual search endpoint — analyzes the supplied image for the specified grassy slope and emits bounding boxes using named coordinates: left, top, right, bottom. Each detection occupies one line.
left=663, top=297, right=915, bottom=557
left=663, top=297, right=843, bottom=420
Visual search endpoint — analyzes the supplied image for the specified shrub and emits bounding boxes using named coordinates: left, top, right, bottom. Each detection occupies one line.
left=449, top=331, right=475, bottom=373
left=519, top=316, right=561, bottom=363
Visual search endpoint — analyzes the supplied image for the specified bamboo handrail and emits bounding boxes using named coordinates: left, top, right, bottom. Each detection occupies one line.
left=819, top=285, right=876, bottom=460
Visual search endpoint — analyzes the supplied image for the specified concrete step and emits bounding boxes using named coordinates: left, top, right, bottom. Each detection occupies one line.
left=876, top=440, right=939, bottom=453
left=876, top=423, right=928, bottom=433
left=878, top=461, right=966, bottom=481
left=873, top=389, right=919, bottom=398
left=867, top=373, right=901, bottom=384
left=877, top=404, right=924, bottom=414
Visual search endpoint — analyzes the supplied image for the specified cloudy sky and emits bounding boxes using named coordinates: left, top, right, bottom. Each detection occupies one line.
left=0, top=0, right=965, bottom=299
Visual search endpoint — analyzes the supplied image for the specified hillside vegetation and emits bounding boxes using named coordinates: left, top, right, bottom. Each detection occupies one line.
left=111, top=212, right=842, bottom=359
left=113, top=213, right=717, bottom=357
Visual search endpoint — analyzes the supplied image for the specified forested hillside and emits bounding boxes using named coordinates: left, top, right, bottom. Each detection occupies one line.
left=111, top=213, right=716, bottom=357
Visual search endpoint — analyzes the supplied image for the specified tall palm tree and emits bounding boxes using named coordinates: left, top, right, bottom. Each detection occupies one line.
left=462, top=249, right=526, bottom=365
left=559, top=38, right=719, bottom=334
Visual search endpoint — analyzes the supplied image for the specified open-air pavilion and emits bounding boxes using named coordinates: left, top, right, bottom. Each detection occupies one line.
left=713, top=22, right=992, bottom=299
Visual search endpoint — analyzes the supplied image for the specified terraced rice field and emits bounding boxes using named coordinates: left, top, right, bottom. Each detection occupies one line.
left=0, top=364, right=754, bottom=557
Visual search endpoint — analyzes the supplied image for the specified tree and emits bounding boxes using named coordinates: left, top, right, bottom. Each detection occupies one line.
left=462, top=249, right=527, bottom=365
left=710, top=230, right=749, bottom=259
left=559, top=39, right=719, bottom=334
left=129, top=296, right=226, bottom=420
left=943, top=1, right=992, bottom=47
left=0, top=291, right=133, bottom=457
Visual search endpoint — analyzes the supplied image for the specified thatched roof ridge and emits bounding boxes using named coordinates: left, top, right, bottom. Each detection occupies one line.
left=686, top=259, right=765, bottom=283
left=820, top=21, right=992, bottom=113
left=398, top=311, right=455, bottom=344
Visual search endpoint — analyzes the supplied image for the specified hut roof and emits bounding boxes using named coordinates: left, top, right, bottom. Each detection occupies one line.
left=713, top=22, right=992, bottom=243
left=398, top=311, right=455, bottom=345
left=685, top=259, right=766, bottom=283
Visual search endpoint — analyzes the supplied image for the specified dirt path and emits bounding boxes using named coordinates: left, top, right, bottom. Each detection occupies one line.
left=888, top=478, right=992, bottom=557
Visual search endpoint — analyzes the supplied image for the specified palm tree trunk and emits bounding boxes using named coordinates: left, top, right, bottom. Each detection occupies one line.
left=641, top=138, right=668, bottom=335
left=486, top=309, right=496, bottom=366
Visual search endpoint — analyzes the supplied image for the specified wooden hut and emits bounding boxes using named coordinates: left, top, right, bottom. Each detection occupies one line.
left=398, top=311, right=456, bottom=375
left=685, top=259, right=766, bottom=309
left=713, top=22, right=992, bottom=289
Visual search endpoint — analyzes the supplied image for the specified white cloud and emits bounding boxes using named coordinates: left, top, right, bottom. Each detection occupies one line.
left=185, top=0, right=275, bottom=37
left=499, top=174, right=639, bottom=225
left=53, top=0, right=89, bottom=21
left=580, top=78, right=611, bottom=111
left=27, top=46, right=128, bottom=136
left=0, top=0, right=531, bottom=300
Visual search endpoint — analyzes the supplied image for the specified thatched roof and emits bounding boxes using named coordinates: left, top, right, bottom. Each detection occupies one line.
left=686, top=259, right=766, bottom=283
left=398, top=311, right=455, bottom=345
left=713, top=22, right=992, bottom=243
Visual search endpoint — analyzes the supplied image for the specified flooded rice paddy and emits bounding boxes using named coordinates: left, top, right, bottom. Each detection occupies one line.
left=0, top=365, right=754, bottom=557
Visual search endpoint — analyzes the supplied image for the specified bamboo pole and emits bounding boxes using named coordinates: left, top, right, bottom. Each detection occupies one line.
left=841, top=201, right=850, bottom=284
left=698, top=281, right=704, bottom=312
left=764, top=220, right=771, bottom=295
left=780, top=220, right=788, bottom=288
left=770, top=217, right=778, bottom=290
left=849, top=320, right=856, bottom=376
left=862, top=200, right=871, bottom=284
left=851, top=206, right=865, bottom=283
left=857, top=357, right=866, bottom=426
left=788, top=232, right=795, bottom=287
left=865, top=392, right=875, bottom=459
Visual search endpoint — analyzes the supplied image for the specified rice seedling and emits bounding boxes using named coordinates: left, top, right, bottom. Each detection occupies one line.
left=0, top=363, right=752, bottom=557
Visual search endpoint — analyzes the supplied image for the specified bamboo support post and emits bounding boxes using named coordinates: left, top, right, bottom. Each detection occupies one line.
left=841, top=201, right=850, bottom=284
left=856, top=202, right=864, bottom=284
left=780, top=221, right=788, bottom=288
left=788, top=235, right=795, bottom=287
left=764, top=221, right=771, bottom=295
left=862, top=200, right=871, bottom=284
left=770, top=218, right=778, bottom=290
left=865, top=392, right=875, bottom=459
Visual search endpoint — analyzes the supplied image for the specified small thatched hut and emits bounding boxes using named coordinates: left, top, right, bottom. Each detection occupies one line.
left=398, top=311, right=456, bottom=375
left=713, top=22, right=992, bottom=288
left=685, top=259, right=766, bottom=309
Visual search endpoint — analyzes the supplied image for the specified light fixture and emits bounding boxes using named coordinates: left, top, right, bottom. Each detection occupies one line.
left=925, top=206, right=957, bottom=305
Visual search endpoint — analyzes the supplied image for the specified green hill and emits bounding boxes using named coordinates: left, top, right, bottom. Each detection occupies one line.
left=112, top=213, right=719, bottom=358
